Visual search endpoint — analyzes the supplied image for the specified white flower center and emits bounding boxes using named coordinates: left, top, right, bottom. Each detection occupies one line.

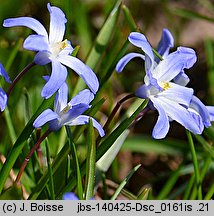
left=50, top=39, right=68, bottom=57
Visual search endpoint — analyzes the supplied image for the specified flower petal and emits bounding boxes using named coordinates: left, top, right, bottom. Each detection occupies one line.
left=54, top=82, right=68, bottom=113
left=66, top=115, right=105, bottom=137
left=189, top=96, right=211, bottom=127
left=115, top=52, right=145, bottom=73
left=150, top=97, right=170, bottom=139
left=0, top=88, right=8, bottom=112
left=69, top=89, right=94, bottom=106
left=60, top=104, right=89, bottom=125
left=156, top=28, right=174, bottom=60
left=158, top=82, right=193, bottom=107
left=47, top=3, right=67, bottom=43
left=128, top=32, right=154, bottom=71
left=3, top=17, right=48, bottom=38
left=153, top=47, right=197, bottom=82
left=41, top=60, right=67, bottom=99
left=33, top=109, right=59, bottom=128
left=206, top=106, right=214, bottom=121
left=58, top=55, right=99, bottom=94
left=0, top=63, right=11, bottom=83
left=158, top=97, right=202, bottom=134
left=173, top=71, right=190, bottom=86
left=24, top=35, right=49, bottom=52
left=34, top=52, right=51, bottom=65
left=62, top=192, right=79, bottom=200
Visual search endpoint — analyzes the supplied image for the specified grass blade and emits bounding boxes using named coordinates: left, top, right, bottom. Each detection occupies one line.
left=73, top=0, right=122, bottom=95
left=111, top=164, right=141, bottom=200
left=65, top=126, right=83, bottom=200
left=0, top=96, right=54, bottom=194
left=45, top=141, right=55, bottom=200
left=84, top=119, right=96, bottom=200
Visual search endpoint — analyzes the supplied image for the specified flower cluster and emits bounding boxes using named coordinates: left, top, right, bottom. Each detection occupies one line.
left=2, top=3, right=104, bottom=135
left=116, top=29, right=214, bottom=139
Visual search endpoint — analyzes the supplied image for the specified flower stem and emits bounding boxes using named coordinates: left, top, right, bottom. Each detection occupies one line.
left=129, top=105, right=150, bottom=128
left=15, top=129, right=51, bottom=185
left=7, top=61, right=36, bottom=97
left=186, top=130, right=202, bottom=200
left=103, top=93, right=135, bottom=132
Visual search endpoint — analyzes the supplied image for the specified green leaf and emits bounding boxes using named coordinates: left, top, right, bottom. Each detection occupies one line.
left=122, top=4, right=137, bottom=32
left=84, top=119, right=96, bottom=200
left=51, top=100, right=147, bottom=199
left=157, top=166, right=181, bottom=200
left=45, top=141, right=55, bottom=200
left=137, top=186, right=152, bottom=200
left=111, top=164, right=141, bottom=200
left=72, top=0, right=122, bottom=95
left=0, top=97, right=54, bottom=194
left=172, top=7, right=214, bottom=22
left=122, top=135, right=188, bottom=155
left=65, top=126, right=83, bottom=200
left=96, top=129, right=130, bottom=172
left=28, top=142, right=70, bottom=200
left=0, top=185, right=23, bottom=200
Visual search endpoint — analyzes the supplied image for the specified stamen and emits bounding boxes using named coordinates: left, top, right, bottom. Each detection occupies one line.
left=160, top=82, right=170, bottom=90
left=51, top=39, right=68, bottom=56
left=62, top=105, right=71, bottom=114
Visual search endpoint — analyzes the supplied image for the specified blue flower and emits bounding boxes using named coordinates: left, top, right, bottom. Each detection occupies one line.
left=62, top=192, right=79, bottom=200
left=116, top=29, right=208, bottom=139
left=33, top=82, right=105, bottom=137
left=0, top=63, right=11, bottom=111
left=3, top=3, right=99, bottom=99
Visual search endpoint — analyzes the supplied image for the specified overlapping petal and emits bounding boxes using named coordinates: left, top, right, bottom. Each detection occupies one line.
left=33, top=109, right=59, bottom=128
left=151, top=97, right=170, bottom=139
left=158, top=82, right=193, bottom=107
left=47, top=3, right=67, bottom=43
left=66, top=115, right=105, bottom=137
left=173, top=71, right=190, bottom=86
left=59, top=103, right=89, bottom=126
left=156, top=28, right=174, bottom=59
left=153, top=47, right=197, bottom=82
left=158, top=97, right=202, bottom=134
left=3, top=17, right=48, bottom=38
left=58, top=55, right=99, bottom=94
left=206, top=106, right=214, bottom=121
left=54, top=82, right=68, bottom=113
left=24, top=35, right=49, bottom=52
left=41, top=60, right=67, bottom=99
left=69, top=89, right=94, bottom=106
left=116, top=53, right=145, bottom=73
left=34, top=52, right=51, bottom=65
left=189, top=96, right=211, bottom=127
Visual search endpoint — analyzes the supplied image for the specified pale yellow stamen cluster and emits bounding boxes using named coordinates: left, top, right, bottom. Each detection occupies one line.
left=51, top=39, right=68, bottom=56
left=61, top=105, right=71, bottom=115
left=160, top=82, right=170, bottom=90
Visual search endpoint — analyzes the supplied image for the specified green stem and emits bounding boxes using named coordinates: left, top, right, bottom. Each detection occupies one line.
left=186, top=130, right=202, bottom=200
